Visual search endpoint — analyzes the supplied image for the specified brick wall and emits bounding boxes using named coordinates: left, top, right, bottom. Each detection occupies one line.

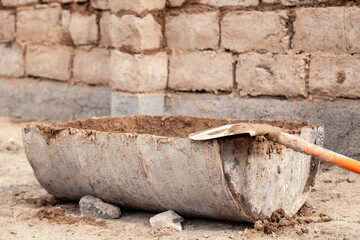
left=1, top=0, right=359, bottom=99
left=1, top=0, right=360, bottom=157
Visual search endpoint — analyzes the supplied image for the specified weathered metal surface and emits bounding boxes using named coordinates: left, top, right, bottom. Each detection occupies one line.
left=22, top=116, right=323, bottom=222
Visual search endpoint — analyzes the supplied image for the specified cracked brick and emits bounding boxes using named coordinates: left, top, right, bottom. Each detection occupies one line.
left=91, top=0, right=110, bottom=9
left=2, top=0, right=38, bottom=6
left=0, top=43, right=24, bottom=77
left=110, top=50, right=168, bottom=92
left=237, top=52, right=307, bottom=97
left=69, top=13, right=98, bottom=46
left=221, top=11, right=289, bottom=53
left=165, top=11, right=219, bottom=51
left=26, top=45, right=72, bottom=81
left=0, top=11, right=15, bottom=43
left=109, top=0, right=166, bottom=14
left=293, top=7, right=360, bottom=54
left=309, top=53, right=360, bottom=98
left=196, top=0, right=258, bottom=7
left=16, top=4, right=65, bottom=45
left=73, top=48, right=110, bottom=85
left=100, top=13, right=162, bottom=51
left=169, top=51, right=233, bottom=92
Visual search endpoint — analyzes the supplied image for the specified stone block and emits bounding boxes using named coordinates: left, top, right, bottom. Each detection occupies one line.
left=1, top=0, right=38, bottom=6
left=110, top=51, right=167, bottom=92
left=167, top=0, right=186, bottom=7
left=165, top=11, right=219, bottom=50
left=16, top=4, right=65, bottom=45
left=343, top=7, right=360, bottom=54
left=262, top=0, right=315, bottom=4
left=0, top=43, right=24, bottom=77
left=293, top=7, right=360, bottom=54
left=261, top=0, right=276, bottom=3
left=168, top=51, right=233, bottom=92
left=43, top=0, right=87, bottom=2
left=69, top=13, right=98, bottom=45
left=91, top=0, right=110, bottom=9
left=100, top=13, right=162, bottom=51
left=73, top=48, right=110, bottom=85
left=236, top=53, right=307, bottom=97
left=0, top=78, right=113, bottom=121
left=0, top=11, right=15, bottom=43
left=221, top=11, right=289, bottom=53
left=293, top=8, right=345, bottom=53
left=111, top=93, right=165, bottom=116
left=309, top=53, right=360, bottom=98
left=26, top=45, right=72, bottom=81
left=196, top=0, right=258, bottom=7
left=109, top=0, right=166, bottom=14
left=280, top=0, right=313, bottom=5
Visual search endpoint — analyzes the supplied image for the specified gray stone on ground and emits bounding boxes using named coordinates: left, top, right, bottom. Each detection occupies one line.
left=79, top=195, right=121, bottom=219
left=150, top=210, right=184, bottom=231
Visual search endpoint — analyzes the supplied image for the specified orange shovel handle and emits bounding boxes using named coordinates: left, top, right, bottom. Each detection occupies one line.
left=267, top=132, right=360, bottom=174
left=301, top=143, right=360, bottom=174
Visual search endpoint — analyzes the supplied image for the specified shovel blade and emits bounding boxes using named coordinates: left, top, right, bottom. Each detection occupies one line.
left=189, top=123, right=280, bottom=141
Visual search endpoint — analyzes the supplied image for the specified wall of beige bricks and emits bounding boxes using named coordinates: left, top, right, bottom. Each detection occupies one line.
left=1, top=0, right=360, bottom=99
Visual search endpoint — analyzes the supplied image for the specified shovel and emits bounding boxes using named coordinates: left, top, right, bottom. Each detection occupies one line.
left=189, top=123, right=360, bottom=174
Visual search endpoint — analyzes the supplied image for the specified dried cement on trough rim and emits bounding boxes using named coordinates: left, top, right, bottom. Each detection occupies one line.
left=25, top=115, right=310, bottom=139
left=23, top=115, right=320, bottom=223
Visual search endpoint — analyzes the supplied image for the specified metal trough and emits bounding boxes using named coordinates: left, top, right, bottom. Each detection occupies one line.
left=23, top=115, right=323, bottom=222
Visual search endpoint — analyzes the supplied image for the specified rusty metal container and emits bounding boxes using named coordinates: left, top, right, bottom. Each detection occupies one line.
left=23, top=116, right=323, bottom=222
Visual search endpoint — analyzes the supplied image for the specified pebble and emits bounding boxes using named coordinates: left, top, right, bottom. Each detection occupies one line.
left=13, top=211, right=20, bottom=218
left=79, top=195, right=121, bottom=219
left=149, top=210, right=184, bottom=231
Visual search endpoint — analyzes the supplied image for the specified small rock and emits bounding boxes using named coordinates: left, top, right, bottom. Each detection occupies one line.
left=301, top=227, right=309, bottom=234
left=294, top=225, right=303, bottom=235
left=346, top=178, right=355, bottom=183
left=316, top=216, right=332, bottom=223
left=79, top=195, right=121, bottom=219
left=254, top=220, right=264, bottom=231
left=149, top=210, right=184, bottom=231
left=13, top=211, right=20, bottom=218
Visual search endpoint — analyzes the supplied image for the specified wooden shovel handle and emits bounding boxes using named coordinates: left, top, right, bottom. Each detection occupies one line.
left=266, top=132, right=360, bottom=174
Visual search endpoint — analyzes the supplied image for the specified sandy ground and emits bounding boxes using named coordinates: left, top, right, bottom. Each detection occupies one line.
left=0, top=116, right=359, bottom=240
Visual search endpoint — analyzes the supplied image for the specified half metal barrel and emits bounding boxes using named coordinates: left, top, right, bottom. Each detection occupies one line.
left=23, top=115, right=323, bottom=222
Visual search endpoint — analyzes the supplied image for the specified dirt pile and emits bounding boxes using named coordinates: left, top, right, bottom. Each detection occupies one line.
left=35, top=207, right=107, bottom=227
left=26, top=195, right=62, bottom=208
left=252, top=205, right=332, bottom=235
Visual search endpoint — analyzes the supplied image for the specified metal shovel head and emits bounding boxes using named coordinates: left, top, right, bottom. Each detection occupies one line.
left=189, top=122, right=284, bottom=141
